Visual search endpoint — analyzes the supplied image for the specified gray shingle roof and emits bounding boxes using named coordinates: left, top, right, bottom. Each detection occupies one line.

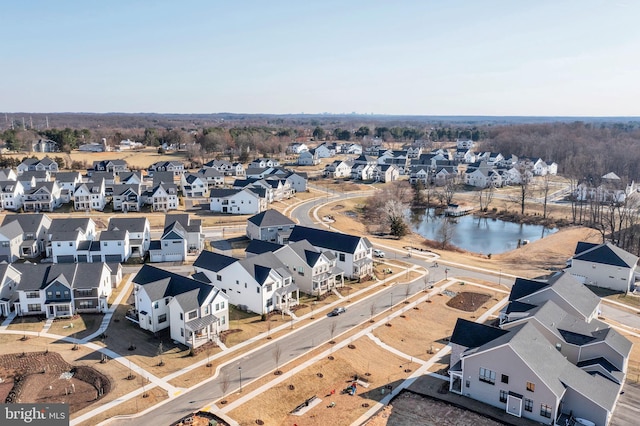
left=288, top=226, right=370, bottom=255
left=0, top=220, right=23, bottom=240
left=193, top=250, right=237, bottom=272
left=247, top=209, right=295, bottom=227
left=133, top=265, right=217, bottom=306
left=108, top=217, right=148, bottom=233
left=573, top=241, right=639, bottom=268
left=13, top=263, right=107, bottom=291
left=238, top=252, right=290, bottom=285
left=2, top=213, right=50, bottom=234
left=245, top=240, right=283, bottom=256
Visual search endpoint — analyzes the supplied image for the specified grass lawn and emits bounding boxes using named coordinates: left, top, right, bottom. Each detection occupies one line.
left=48, top=314, right=103, bottom=338
left=6, top=316, right=44, bottom=333
left=75, top=387, right=168, bottom=426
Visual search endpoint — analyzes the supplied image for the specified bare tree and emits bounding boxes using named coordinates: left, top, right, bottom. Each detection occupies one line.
left=220, top=371, right=230, bottom=403
left=156, top=342, right=164, bottom=367
left=539, top=174, right=552, bottom=219
left=441, top=177, right=459, bottom=206
left=369, top=303, right=376, bottom=323
left=404, top=284, right=411, bottom=303
left=510, top=164, right=533, bottom=215
left=266, top=317, right=272, bottom=339
left=273, top=344, right=282, bottom=374
left=478, top=185, right=495, bottom=212
left=437, top=218, right=456, bottom=249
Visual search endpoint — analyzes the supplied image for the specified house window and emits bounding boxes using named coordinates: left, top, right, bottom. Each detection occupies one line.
left=103, top=242, right=108, bottom=246
left=204, top=305, right=209, bottom=315
left=158, top=314, right=167, bottom=323
left=540, top=404, right=552, bottom=418
left=465, top=380, right=470, bottom=388
left=220, top=301, right=225, bottom=309
left=179, top=312, right=183, bottom=320
left=153, top=301, right=159, bottom=309
left=28, top=304, right=41, bottom=312
left=180, top=328, right=184, bottom=337
left=298, top=266, right=304, bottom=276
left=215, top=303, right=219, bottom=311
left=499, top=390, right=508, bottom=403
left=118, top=242, right=122, bottom=246
left=524, top=399, right=533, bottom=412
left=339, top=253, right=345, bottom=262
left=57, top=242, right=61, bottom=247
left=479, top=367, right=496, bottom=385
left=217, top=275, right=222, bottom=281
left=188, top=310, right=197, bottom=320
left=69, top=242, right=72, bottom=246
left=501, top=374, right=509, bottom=384
left=526, top=382, right=535, bottom=392
left=165, top=298, right=170, bottom=305
left=256, top=286, right=260, bottom=293
left=266, top=284, right=273, bottom=292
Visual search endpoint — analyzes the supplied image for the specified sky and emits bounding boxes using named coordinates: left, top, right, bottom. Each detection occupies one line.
left=1, top=0, right=639, bottom=116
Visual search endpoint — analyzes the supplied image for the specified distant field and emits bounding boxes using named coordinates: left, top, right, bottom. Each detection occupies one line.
left=3, top=148, right=191, bottom=170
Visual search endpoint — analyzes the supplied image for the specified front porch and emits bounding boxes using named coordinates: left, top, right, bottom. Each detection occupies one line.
left=353, top=258, right=373, bottom=279
left=44, top=301, right=73, bottom=319
left=312, top=270, right=345, bottom=296
left=274, top=284, right=300, bottom=312
left=185, top=314, right=219, bottom=349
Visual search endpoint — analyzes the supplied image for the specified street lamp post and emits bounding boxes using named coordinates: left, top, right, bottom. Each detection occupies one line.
left=238, top=366, right=243, bottom=392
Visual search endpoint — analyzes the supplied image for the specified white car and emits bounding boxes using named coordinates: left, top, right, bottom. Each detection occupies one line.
left=373, top=249, right=385, bottom=258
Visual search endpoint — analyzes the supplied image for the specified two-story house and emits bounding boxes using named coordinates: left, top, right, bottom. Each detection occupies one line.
left=209, top=188, right=267, bottom=214
left=197, top=168, right=225, bottom=188
left=132, top=265, right=228, bottom=349
left=149, top=161, right=185, bottom=176
left=147, top=183, right=179, bottom=212
left=567, top=241, right=639, bottom=293
left=73, top=178, right=107, bottom=211
left=13, top=263, right=113, bottom=318
left=17, top=157, right=59, bottom=174
left=1, top=213, right=51, bottom=259
left=47, top=218, right=97, bottom=263
left=22, top=181, right=62, bottom=212
left=0, top=263, right=21, bottom=317
left=92, top=160, right=129, bottom=174
left=193, top=250, right=298, bottom=315
left=112, top=184, right=144, bottom=212
left=180, top=173, right=208, bottom=197
left=0, top=180, right=24, bottom=210
left=287, top=226, right=373, bottom=279
left=246, top=209, right=295, bottom=241
left=107, top=217, right=151, bottom=258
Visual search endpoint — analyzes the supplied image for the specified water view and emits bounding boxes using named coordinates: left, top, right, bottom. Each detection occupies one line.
left=409, top=209, right=558, bottom=255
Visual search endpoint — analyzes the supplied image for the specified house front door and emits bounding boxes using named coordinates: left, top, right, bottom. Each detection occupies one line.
left=48, top=306, right=55, bottom=317
left=506, top=394, right=522, bottom=417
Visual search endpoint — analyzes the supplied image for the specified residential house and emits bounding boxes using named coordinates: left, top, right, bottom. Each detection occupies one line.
left=567, top=241, right=639, bottom=292
left=272, top=240, right=344, bottom=297
left=119, top=171, right=144, bottom=185
left=209, top=188, right=266, bottom=214
left=0, top=263, right=21, bottom=317
left=22, top=181, right=62, bottom=212
left=107, top=217, right=151, bottom=258
left=17, top=157, right=59, bottom=174
left=456, top=138, right=475, bottom=149
left=246, top=209, right=296, bottom=241
left=203, top=159, right=233, bottom=175
left=197, top=168, right=225, bottom=188
left=287, top=143, right=308, bottom=154
left=20, top=170, right=51, bottom=185
left=0, top=168, right=18, bottom=181
left=80, top=229, right=130, bottom=263
left=343, top=143, right=362, bottom=155
left=314, top=143, right=336, bottom=158
left=149, top=214, right=203, bottom=262
left=323, top=160, right=352, bottom=178
left=285, top=171, right=308, bottom=192
left=117, top=139, right=143, bottom=150
left=408, top=165, right=432, bottom=185
left=500, top=272, right=601, bottom=324
left=0, top=180, right=24, bottom=210
left=249, top=158, right=280, bottom=168
left=180, top=173, right=208, bottom=197
left=574, top=172, right=633, bottom=204
left=47, top=217, right=97, bottom=263
left=31, top=139, right=59, bottom=153
left=193, top=250, right=299, bottom=315
left=448, top=319, right=621, bottom=426
left=92, top=160, right=129, bottom=174
left=147, top=183, right=179, bottom=212
left=288, top=226, right=373, bottom=279
left=112, top=184, right=144, bottom=212
left=373, top=164, right=399, bottom=183
left=149, top=161, right=185, bottom=176
left=0, top=220, right=24, bottom=262
left=54, top=171, right=82, bottom=194
left=13, top=263, right=114, bottom=318
left=73, top=178, right=107, bottom=211
left=132, top=265, right=228, bottom=348
left=1, top=213, right=51, bottom=259
left=297, top=149, right=320, bottom=166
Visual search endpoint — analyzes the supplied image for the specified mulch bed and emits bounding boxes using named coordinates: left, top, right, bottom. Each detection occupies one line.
left=0, top=351, right=111, bottom=413
left=446, top=292, right=491, bottom=312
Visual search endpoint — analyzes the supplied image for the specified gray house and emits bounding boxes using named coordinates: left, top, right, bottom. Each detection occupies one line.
left=246, top=209, right=296, bottom=242
left=1, top=213, right=52, bottom=259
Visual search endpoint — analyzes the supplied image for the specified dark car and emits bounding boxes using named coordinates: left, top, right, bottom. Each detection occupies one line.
left=327, top=307, right=347, bottom=317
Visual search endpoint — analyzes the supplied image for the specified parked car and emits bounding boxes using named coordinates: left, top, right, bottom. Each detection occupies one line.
left=373, top=249, right=385, bottom=258
left=327, top=307, right=347, bottom=317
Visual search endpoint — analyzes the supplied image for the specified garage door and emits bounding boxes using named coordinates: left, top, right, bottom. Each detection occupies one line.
left=105, top=254, right=123, bottom=262
left=163, top=253, right=183, bottom=262
left=57, top=255, right=75, bottom=263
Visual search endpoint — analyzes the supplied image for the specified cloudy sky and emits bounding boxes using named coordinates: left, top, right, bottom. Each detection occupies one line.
left=2, top=0, right=638, bottom=116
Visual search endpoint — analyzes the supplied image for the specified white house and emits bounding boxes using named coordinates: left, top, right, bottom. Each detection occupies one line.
left=193, top=250, right=299, bottom=315
left=73, top=179, right=107, bottom=211
left=314, top=143, right=336, bottom=158
left=148, top=183, right=179, bottom=212
left=297, top=149, right=320, bottom=166
left=284, top=171, right=308, bottom=192
left=209, top=188, right=266, bottom=214
left=149, top=161, right=185, bottom=176
left=132, top=265, right=229, bottom=349
left=107, top=217, right=151, bottom=258
left=249, top=158, right=280, bottom=168
left=1, top=213, right=51, bottom=259
left=180, top=173, right=208, bottom=197
left=112, top=184, right=144, bottom=212
left=323, top=160, right=352, bottom=178
left=22, top=181, right=62, bottom=212
left=0, top=221, right=24, bottom=262
left=0, top=180, right=24, bottom=210
left=288, top=226, right=373, bottom=279
left=567, top=241, right=639, bottom=292
left=17, top=157, right=59, bottom=174
left=197, top=168, right=225, bottom=188
left=149, top=214, right=203, bottom=262
left=47, top=218, right=97, bottom=263
left=287, top=143, right=308, bottom=154
left=456, top=138, right=474, bottom=149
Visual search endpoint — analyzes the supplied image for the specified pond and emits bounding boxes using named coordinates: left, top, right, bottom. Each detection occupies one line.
left=409, top=209, right=558, bottom=255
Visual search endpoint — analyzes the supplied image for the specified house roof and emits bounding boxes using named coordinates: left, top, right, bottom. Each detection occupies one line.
left=0, top=220, right=24, bottom=240
left=572, top=241, right=639, bottom=268
left=54, top=171, right=81, bottom=182
left=13, top=263, right=107, bottom=291
left=238, top=251, right=290, bottom=285
left=246, top=239, right=284, bottom=256
left=193, top=250, right=237, bottom=272
left=108, top=217, right=149, bottom=233
left=164, top=214, right=200, bottom=233
left=288, top=225, right=371, bottom=255
left=248, top=209, right=295, bottom=228
left=2, top=213, right=50, bottom=235
left=210, top=188, right=243, bottom=198
left=133, top=265, right=217, bottom=306
left=450, top=318, right=509, bottom=348
left=99, top=229, right=128, bottom=241
left=285, top=240, right=323, bottom=266
left=49, top=218, right=93, bottom=235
